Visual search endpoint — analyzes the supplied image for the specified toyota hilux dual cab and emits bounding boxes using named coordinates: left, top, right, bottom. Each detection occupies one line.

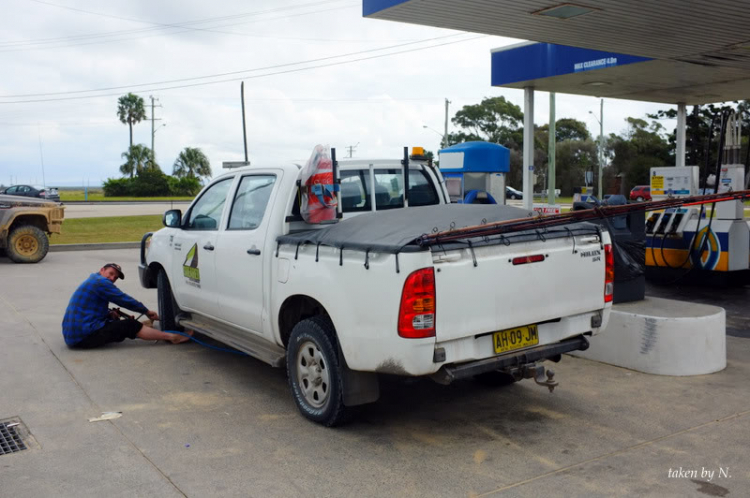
left=139, top=151, right=612, bottom=426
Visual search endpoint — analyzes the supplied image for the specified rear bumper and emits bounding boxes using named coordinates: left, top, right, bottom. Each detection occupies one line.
left=431, top=335, right=589, bottom=384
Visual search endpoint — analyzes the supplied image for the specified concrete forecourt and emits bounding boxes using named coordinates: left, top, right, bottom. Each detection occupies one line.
left=1, top=249, right=748, bottom=497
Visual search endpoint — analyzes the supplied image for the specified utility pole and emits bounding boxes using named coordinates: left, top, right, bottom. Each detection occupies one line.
left=346, top=143, right=359, bottom=158
left=443, top=98, right=451, bottom=149
left=37, top=124, right=46, bottom=188
left=150, top=96, right=163, bottom=164
left=590, top=99, right=605, bottom=198
left=241, top=82, right=248, bottom=163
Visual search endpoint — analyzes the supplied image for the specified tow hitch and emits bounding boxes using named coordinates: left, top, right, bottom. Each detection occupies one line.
left=504, top=364, right=559, bottom=393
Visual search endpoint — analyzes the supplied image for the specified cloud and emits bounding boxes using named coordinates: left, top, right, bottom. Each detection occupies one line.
left=0, top=0, right=681, bottom=186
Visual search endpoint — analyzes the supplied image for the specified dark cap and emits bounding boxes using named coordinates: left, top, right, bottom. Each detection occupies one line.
left=103, top=263, right=125, bottom=280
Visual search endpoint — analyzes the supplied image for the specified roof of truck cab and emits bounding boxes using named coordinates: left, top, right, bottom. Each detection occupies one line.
left=215, top=159, right=430, bottom=179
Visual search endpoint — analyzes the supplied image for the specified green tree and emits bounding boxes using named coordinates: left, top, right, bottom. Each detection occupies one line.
left=555, top=139, right=599, bottom=196
left=447, top=96, right=524, bottom=147
left=534, top=119, right=595, bottom=195
left=117, top=93, right=147, bottom=148
left=648, top=101, right=749, bottom=181
left=173, top=147, right=212, bottom=180
left=607, top=117, right=673, bottom=192
left=447, top=96, right=525, bottom=188
left=120, top=144, right=156, bottom=178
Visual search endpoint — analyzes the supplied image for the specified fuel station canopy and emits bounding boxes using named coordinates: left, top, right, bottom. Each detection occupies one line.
left=364, top=0, right=750, bottom=207
left=364, top=0, right=750, bottom=104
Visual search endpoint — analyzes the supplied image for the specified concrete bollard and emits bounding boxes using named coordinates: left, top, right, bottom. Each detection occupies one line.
left=571, top=296, right=726, bottom=376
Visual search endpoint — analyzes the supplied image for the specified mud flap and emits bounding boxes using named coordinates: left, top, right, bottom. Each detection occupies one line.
left=337, top=343, right=380, bottom=406
left=342, top=366, right=380, bottom=406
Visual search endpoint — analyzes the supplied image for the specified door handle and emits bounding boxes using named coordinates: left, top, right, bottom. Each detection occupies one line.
left=203, top=243, right=215, bottom=251
left=246, top=248, right=261, bottom=255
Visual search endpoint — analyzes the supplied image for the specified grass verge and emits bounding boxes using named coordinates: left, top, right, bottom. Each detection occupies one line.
left=50, top=215, right=163, bottom=245
left=59, top=190, right=193, bottom=202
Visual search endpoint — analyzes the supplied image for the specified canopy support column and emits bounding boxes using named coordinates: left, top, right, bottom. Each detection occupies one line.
left=676, top=102, right=687, bottom=168
left=523, top=87, right=535, bottom=210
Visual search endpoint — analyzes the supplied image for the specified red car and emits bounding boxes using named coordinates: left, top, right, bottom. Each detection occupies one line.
left=630, top=185, right=651, bottom=201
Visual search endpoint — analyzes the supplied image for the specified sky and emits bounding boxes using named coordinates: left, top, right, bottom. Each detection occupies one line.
left=0, top=0, right=678, bottom=187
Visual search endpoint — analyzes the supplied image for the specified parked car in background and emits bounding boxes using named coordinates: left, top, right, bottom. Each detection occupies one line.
left=0, top=194, right=65, bottom=263
left=506, top=186, right=523, bottom=199
left=2, top=185, right=60, bottom=202
left=629, top=186, right=651, bottom=202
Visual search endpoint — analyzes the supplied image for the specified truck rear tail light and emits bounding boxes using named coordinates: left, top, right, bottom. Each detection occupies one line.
left=512, top=254, right=545, bottom=265
left=604, top=244, right=614, bottom=303
left=398, top=268, right=436, bottom=338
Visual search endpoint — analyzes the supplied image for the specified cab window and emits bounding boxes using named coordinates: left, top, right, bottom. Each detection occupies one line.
left=340, top=168, right=439, bottom=212
left=228, top=175, right=276, bottom=230
left=185, top=178, right=233, bottom=230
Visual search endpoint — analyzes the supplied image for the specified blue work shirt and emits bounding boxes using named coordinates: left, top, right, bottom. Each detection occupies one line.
left=62, top=273, right=149, bottom=346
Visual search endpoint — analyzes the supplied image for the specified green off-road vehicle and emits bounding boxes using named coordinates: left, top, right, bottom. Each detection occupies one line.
left=0, top=194, right=64, bottom=263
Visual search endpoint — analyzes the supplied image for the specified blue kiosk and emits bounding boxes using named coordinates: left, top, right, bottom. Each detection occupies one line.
left=438, top=141, right=510, bottom=204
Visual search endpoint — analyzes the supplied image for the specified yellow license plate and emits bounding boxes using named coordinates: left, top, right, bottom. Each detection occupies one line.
left=492, top=325, right=539, bottom=354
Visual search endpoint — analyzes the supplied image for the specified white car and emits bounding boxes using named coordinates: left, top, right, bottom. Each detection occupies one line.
left=140, top=154, right=612, bottom=426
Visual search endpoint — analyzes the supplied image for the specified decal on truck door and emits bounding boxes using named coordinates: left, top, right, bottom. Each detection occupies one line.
left=183, top=243, right=201, bottom=287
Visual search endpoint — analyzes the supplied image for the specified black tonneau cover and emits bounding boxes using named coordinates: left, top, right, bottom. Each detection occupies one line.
left=277, top=204, right=599, bottom=255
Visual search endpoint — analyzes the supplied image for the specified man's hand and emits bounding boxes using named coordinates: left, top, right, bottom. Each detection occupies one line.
left=146, top=310, right=160, bottom=321
left=109, top=309, right=121, bottom=320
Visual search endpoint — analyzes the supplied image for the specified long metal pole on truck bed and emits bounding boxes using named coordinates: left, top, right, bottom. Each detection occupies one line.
left=417, top=190, right=750, bottom=247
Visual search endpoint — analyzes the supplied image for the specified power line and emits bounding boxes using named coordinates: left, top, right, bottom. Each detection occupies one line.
left=0, top=94, right=498, bottom=126
left=6, top=0, right=350, bottom=45
left=2, top=1, right=363, bottom=51
left=0, top=33, right=471, bottom=99
left=0, top=35, right=485, bottom=104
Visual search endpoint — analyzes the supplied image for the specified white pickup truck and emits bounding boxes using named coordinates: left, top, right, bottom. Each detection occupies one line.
left=139, top=151, right=613, bottom=426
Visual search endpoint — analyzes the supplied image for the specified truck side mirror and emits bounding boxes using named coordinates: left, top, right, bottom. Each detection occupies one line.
left=163, top=209, right=182, bottom=228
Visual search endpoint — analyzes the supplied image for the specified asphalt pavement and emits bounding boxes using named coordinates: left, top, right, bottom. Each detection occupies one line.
left=1, top=249, right=748, bottom=497
left=63, top=201, right=190, bottom=219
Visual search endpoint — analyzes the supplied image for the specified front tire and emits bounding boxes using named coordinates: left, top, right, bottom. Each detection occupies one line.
left=287, top=317, right=348, bottom=427
left=7, top=225, right=49, bottom=263
left=157, top=269, right=182, bottom=332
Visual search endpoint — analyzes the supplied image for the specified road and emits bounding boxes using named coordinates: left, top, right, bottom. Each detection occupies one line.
left=62, top=201, right=190, bottom=219
left=1, top=249, right=748, bottom=497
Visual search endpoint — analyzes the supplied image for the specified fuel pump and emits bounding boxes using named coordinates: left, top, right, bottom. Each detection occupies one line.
left=438, top=141, right=509, bottom=204
left=645, top=112, right=749, bottom=282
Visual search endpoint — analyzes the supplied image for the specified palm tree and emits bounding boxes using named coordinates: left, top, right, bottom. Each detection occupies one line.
left=120, top=144, right=155, bottom=178
left=173, top=147, right=212, bottom=180
left=117, top=93, right=147, bottom=148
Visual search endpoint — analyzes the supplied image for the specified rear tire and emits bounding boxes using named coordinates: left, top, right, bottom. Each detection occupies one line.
left=287, top=316, right=349, bottom=427
left=157, top=269, right=183, bottom=332
left=7, top=225, right=49, bottom=263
